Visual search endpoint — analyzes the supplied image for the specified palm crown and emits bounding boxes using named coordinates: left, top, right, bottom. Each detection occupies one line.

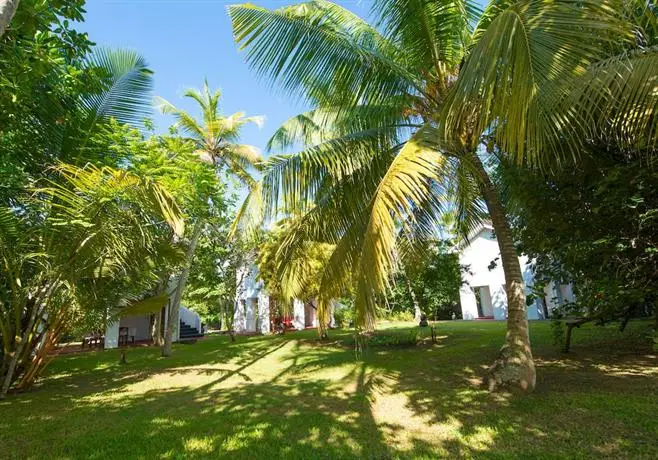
left=156, top=81, right=265, bottom=188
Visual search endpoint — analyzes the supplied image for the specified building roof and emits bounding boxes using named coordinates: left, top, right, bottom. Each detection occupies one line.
left=458, top=221, right=494, bottom=250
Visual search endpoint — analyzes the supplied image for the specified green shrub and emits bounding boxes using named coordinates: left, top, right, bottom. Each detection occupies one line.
left=551, top=317, right=566, bottom=351
left=366, top=328, right=419, bottom=348
left=385, top=310, right=414, bottom=322
left=334, top=305, right=354, bottom=328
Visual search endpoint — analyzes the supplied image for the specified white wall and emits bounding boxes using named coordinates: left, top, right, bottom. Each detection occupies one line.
left=258, top=293, right=271, bottom=334
left=234, top=262, right=266, bottom=333
left=105, top=321, right=119, bottom=349
left=459, top=227, right=542, bottom=320
left=293, top=299, right=305, bottom=330
left=234, top=299, right=247, bottom=332
left=179, top=305, right=201, bottom=332
left=245, top=298, right=257, bottom=331
left=119, top=315, right=151, bottom=341
left=105, top=314, right=149, bottom=349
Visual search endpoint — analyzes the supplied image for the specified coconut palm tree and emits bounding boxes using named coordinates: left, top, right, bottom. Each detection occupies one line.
left=229, top=0, right=657, bottom=390
left=155, top=82, right=264, bottom=356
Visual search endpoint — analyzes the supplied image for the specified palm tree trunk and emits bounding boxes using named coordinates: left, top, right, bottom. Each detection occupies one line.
left=0, top=0, right=20, bottom=39
left=468, top=151, right=536, bottom=392
left=162, top=219, right=203, bottom=357
left=405, top=275, right=422, bottom=323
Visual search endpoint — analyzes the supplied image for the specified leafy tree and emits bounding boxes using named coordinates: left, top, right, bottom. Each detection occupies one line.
left=256, top=219, right=335, bottom=337
left=154, top=82, right=263, bottom=356
left=0, top=0, right=93, bottom=203
left=388, top=240, right=464, bottom=322
left=0, top=0, right=186, bottom=395
left=108, top=127, right=224, bottom=344
left=501, top=147, right=658, bottom=329
left=0, top=164, right=183, bottom=398
left=230, top=0, right=657, bottom=390
left=182, top=201, right=237, bottom=328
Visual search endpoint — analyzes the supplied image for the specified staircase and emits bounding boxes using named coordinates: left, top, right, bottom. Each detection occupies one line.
left=179, top=320, right=203, bottom=340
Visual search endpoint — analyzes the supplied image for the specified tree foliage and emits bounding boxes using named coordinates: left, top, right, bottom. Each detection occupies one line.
left=388, top=240, right=465, bottom=321
left=231, top=0, right=657, bottom=389
left=0, top=164, right=183, bottom=397
left=230, top=0, right=656, bottom=329
left=502, top=147, right=658, bottom=324
left=0, top=0, right=197, bottom=394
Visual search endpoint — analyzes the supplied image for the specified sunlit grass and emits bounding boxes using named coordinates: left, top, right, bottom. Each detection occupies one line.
left=1, top=321, right=656, bottom=459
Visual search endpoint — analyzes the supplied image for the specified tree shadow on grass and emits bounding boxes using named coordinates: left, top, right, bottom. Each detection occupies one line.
left=2, top=360, right=432, bottom=458
left=376, top=337, right=658, bottom=457
left=1, top=323, right=657, bottom=459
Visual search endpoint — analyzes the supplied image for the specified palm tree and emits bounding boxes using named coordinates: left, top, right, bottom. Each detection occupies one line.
left=229, top=0, right=657, bottom=391
left=0, top=164, right=183, bottom=398
left=155, top=82, right=263, bottom=356
left=0, top=46, right=165, bottom=397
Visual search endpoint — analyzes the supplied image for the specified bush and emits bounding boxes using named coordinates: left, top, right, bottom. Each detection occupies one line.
left=385, top=310, right=414, bottom=322
left=333, top=304, right=354, bottom=328
left=366, top=328, right=419, bottom=348
left=551, top=317, right=566, bottom=351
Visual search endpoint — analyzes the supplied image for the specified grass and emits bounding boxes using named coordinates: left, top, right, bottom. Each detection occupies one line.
left=1, top=320, right=656, bottom=459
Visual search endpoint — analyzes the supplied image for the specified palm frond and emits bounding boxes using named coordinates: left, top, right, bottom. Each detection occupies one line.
left=82, top=48, right=154, bottom=129
left=154, top=96, right=206, bottom=141
left=352, top=125, right=448, bottom=328
left=229, top=0, right=419, bottom=107
left=262, top=126, right=400, bottom=217
left=569, top=46, right=658, bottom=150
left=229, top=180, right=264, bottom=238
left=267, top=101, right=413, bottom=153
left=445, top=0, right=633, bottom=165
left=373, top=0, right=481, bottom=74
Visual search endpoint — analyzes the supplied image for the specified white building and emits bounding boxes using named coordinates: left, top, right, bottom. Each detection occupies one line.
left=234, top=264, right=332, bottom=334
left=104, top=283, right=203, bottom=349
left=459, top=224, right=575, bottom=320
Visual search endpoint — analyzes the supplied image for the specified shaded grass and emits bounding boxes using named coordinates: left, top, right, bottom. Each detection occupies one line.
left=0, top=320, right=656, bottom=459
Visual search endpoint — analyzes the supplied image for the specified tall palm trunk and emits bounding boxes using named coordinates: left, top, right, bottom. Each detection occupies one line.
left=405, top=274, right=422, bottom=323
left=162, top=219, right=203, bottom=357
left=468, top=151, right=536, bottom=392
left=0, top=0, right=20, bottom=39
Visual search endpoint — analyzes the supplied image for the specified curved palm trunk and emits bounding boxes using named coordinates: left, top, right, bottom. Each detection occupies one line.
left=468, top=151, right=536, bottom=392
left=0, top=0, right=20, bottom=39
left=162, top=219, right=203, bottom=357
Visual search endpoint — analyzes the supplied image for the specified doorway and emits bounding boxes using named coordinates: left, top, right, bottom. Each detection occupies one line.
left=473, top=286, right=493, bottom=318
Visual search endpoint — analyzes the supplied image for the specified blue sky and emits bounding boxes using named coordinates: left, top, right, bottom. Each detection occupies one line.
left=84, top=0, right=486, bottom=155
left=84, top=1, right=369, bottom=154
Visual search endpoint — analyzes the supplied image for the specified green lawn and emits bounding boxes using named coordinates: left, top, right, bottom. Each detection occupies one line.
left=1, top=321, right=656, bottom=459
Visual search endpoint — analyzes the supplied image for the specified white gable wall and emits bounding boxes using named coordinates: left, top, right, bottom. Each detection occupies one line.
left=459, top=227, right=541, bottom=320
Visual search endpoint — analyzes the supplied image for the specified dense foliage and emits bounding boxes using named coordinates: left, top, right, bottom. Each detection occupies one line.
left=387, top=240, right=464, bottom=321
left=0, top=164, right=183, bottom=396
left=503, top=148, right=658, bottom=325
left=256, top=219, right=335, bottom=335
left=0, top=1, right=241, bottom=394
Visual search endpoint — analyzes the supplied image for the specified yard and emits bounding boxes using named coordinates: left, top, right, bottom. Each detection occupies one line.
left=1, top=321, right=656, bottom=459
